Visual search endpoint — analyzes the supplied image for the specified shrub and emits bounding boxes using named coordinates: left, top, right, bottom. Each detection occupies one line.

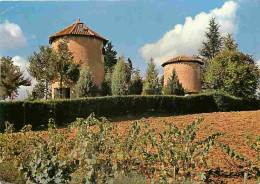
left=75, top=66, right=98, bottom=97
left=0, top=92, right=259, bottom=131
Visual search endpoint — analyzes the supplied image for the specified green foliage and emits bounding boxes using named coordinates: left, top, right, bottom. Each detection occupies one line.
left=148, top=119, right=222, bottom=182
left=54, top=40, right=80, bottom=99
left=163, top=69, right=185, bottom=95
left=19, top=123, right=77, bottom=183
left=111, top=56, right=129, bottom=95
left=0, top=115, right=222, bottom=183
left=101, top=70, right=113, bottom=96
left=205, top=48, right=260, bottom=99
left=104, top=41, right=118, bottom=72
left=199, top=18, right=223, bottom=83
left=0, top=57, right=31, bottom=100
left=219, top=135, right=260, bottom=182
left=223, top=33, right=238, bottom=51
left=75, top=66, right=98, bottom=98
left=142, top=58, right=161, bottom=95
left=0, top=92, right=259, bottom=131
left=28, top=45, right=56, bottom=100
left=31, top=81, right=48, bottom=100
left=199, top=18, right=222, bottom=61
left=129, top=68, right=143, bottom=95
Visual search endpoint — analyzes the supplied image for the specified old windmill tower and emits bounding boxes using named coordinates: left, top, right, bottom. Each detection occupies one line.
left=49, top=17, right=108, bottom=99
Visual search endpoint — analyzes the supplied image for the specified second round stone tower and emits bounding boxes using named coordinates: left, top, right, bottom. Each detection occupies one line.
left=162, top=55, right=204, bottom=94
left=49, top=17, right=108, bottom=98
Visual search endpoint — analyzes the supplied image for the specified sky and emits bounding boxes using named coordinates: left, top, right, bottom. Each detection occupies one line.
left=0, top=0, right=260, bottom=99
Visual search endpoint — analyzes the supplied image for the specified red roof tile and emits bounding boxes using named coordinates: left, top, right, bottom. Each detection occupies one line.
left=161, top=55, right=203, bottom=67
left=49, top=18, right=108, bottom=44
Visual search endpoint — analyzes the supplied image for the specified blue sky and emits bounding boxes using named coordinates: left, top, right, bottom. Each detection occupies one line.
left=0, top=0, right=260, bottom=99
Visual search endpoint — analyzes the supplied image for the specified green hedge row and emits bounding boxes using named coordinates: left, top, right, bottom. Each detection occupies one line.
left=0, top=92, right=259, bottom=131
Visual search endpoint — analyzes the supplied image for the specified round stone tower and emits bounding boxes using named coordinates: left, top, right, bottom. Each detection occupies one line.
left=49, top=17, right=108, bottom=98
left=162, top=55, right=204, bottom=94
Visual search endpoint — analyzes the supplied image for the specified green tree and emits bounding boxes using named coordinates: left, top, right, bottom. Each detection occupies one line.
left=129, top=67, right=143, bottom=95
left=199, top=18, right=223, bottom=84
left=0, top=57, right=31, bottom=100
left=75, top=66, right=97, bottom=98
left=28, top=45, right=56, bottom=100
left=205, top=48, right=260, bottom=99
left=199, top=18, right=223, bottom=61
left=104, top=41, right=117, bottom=72
left=163, top=69, right=185, bottom=95
left=126, top=58, right=133, bottom=83
left=142, top=58, right=161, bottom=95
left=111, top=56, right=129, bottom=95
left=223, top=33, right=238, bottom=51
left=101, top=70, right=113, bottom=96
left=54, top=40, right=80, bottom=99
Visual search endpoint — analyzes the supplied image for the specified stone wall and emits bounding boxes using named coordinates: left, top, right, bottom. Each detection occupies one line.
left=163, top=62, right=202, bottom=93
left=51, top=35, right=105, bottom=92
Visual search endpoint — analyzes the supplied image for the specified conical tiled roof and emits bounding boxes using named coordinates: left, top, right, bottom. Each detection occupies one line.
left=49, top=18, right=108, bottom=44
left=161, top=55, right=203, bottom=67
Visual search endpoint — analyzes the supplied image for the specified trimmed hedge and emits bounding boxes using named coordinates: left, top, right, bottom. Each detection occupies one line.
left=0, top=92, right=259, bottom=131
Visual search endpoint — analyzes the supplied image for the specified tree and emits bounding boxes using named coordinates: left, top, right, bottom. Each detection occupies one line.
left=163, top=69, right=185, bottom=95
left=142, top=58, right=161, bottom=95
left=54, top=40, right=80, bottom=99
left=199, top=18, right=223, bottom=61
left=160, top=75, right=164, bottom=87
left=28, top=45, right=56, bottom=100
left=223, top=33, right=238, bottom=51
left=126, top=58, right=133, bottom=83
left=75, top=66, right=97, bottom=98
left=205, top=48, right=260, bottom=99
left=101, top=70, right=113, bottom=96
left=0, top=57, right=31, bottom=100
left=111, top=56, right=129, bottom=95
left=129, top=67, right=143, bottom=95
left=104, top=41, right=117, bottom=72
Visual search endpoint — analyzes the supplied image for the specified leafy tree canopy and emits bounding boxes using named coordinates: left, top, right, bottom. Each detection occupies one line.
left=0, top=57, right=31, bottom=100
left=28, top=45, right=56, bottom=99
left=205, top=48, right=260, bottom=99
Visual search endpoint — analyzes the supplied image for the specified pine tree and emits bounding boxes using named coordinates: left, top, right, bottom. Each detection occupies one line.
left=223, top=33, right=238, bottom=51
left=75, top=66, right=97, bottom=97
left=111, top=56, right=129, bottom=95
left=126, top=58, right=133, bottom=82
left=142, top=58, right=161, bottom=95
left=28, top=45, right=56, bottom=100
left=199, top=18, right=223, bottom=61
left=163, top=69, right=184, bottom=95
left=129, top=67, right=143, bottom=95
left=104, top=41, right=118, bottom=72
left=0, top=57, right=31, bottom=100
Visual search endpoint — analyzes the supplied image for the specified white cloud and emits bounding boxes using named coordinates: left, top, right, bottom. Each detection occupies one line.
left=12, top=56, right=36, bottom=100
left=140, top=1, right=238, bottom=66
left=0, top=21, right=27, bottom=49
left=257, top=59, right=260, bottom=67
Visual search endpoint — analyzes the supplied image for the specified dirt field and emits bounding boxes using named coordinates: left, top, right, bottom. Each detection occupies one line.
left=109, top=110, right=260, bottom=183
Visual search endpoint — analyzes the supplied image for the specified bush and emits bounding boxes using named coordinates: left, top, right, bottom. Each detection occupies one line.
left=0, top=92, right=259, bottom=131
